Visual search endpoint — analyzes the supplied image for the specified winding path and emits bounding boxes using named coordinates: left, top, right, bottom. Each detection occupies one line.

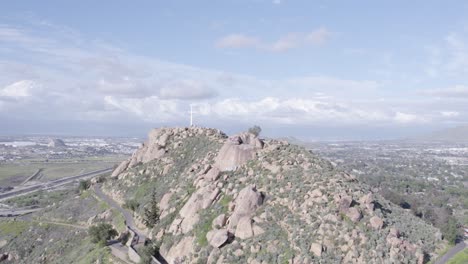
left=92, top=185, right=146, bottom=243
left=435, top=241, right=467, bottom=264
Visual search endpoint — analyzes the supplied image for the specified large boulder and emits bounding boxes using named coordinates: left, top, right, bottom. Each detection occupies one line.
left=207, top=229, right=230, bottom=248
left=370, top=216, right=384, bottom=230
left=214, top=132, right=264, bottom=171
left=310, top=243, right=323, bottom=257
left=337, top=194, right=353, bottom=212
left=111, top=159, right=130, bottom=178
left=212, top=214, right=227, bottom=229
left=346, top=207, right=362, bottom=222
left=165, top=236, right=194, bottom=263
left=204, top=167, right=221, bottom=181
left=235, top=217, right=254, bottom=239
left=227, top=185, right=263, bottom=230
left=177, top=184, right=220, bottom=233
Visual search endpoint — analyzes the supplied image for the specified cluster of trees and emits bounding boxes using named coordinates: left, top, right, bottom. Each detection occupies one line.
left=380, top=188, right=461, bottom=244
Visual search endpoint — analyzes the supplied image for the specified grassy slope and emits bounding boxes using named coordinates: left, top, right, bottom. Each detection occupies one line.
left=0, top=185, right=127, bottom=263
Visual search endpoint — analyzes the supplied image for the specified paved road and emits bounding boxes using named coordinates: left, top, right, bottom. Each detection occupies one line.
left=20, top=168, right=43, bottom=185
left=435, top=241, right=467, bottom=264
left=93, top=185, right=146, bottom=242
left=0, top=168, right=113, bottom=201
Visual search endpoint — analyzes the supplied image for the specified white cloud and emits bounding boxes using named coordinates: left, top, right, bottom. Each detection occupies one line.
left=158, top=79, right=218, bottom=100
left=216, top=27, right=332, bottom=52
left=0, top=21, right=464, bottom=132
left=189, top=97, right=427, bottom=126
left=394, top=112, right=425, bottom=124
left=215, top=34, right=260, bottom=49
left=425, top=32, right=468, bottom=77
left=305, top=27, right=331, bottom=45
left=104, top=96, right=180, bottom=122
left=440, top=111, right=459, bottom=117
left=270, top=33, right=301, bottom=52
left=272, top=0, right=282, bottom=5
left=423, top=85, right=468, bottom=98
left=0, top=80, right=37, bottom=98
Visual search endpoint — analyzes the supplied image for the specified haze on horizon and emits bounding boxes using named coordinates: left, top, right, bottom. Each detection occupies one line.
left=1, top=1, right=468, bottom=140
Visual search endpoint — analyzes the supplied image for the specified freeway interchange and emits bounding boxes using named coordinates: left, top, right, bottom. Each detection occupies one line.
left=0, top=167, right=113, bottom=202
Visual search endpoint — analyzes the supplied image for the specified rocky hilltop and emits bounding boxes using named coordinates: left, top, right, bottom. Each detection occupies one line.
left=104, top=127, right=445, bottom=263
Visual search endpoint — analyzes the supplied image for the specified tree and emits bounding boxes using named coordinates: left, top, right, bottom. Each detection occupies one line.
left=143, top=190, right=160, bottom=228
left=248, top=125, right=262, bottom=137
left=441, top=217, right=459, bottom=244
left=88, top=223, right=118, bottom=246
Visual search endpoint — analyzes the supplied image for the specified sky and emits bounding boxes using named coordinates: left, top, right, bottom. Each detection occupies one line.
left=1, top=0, right=468, bottom=140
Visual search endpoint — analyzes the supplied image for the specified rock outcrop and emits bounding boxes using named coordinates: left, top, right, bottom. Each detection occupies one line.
left=111, top=127, right=226, bottom=178
left=214, top=132, right=264, bottom=171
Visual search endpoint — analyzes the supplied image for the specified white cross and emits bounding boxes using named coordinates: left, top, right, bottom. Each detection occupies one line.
left=190, top=104, right=193, bottom=126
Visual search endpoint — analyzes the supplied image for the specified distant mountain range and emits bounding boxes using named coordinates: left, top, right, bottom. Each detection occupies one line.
left=420, top=124, right=468, bottom=142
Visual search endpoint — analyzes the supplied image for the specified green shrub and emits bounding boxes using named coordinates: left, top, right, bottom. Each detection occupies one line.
left=248, top=125, right=262, bottom=136
left=124, top=199, right=140, bottom=212
left=78, top=180, right=91, bottom=192
left=88, top=223, right=118, bottom=246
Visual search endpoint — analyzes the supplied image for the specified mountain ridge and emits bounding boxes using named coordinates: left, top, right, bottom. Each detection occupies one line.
left=104, top=126, right=445, bottom=263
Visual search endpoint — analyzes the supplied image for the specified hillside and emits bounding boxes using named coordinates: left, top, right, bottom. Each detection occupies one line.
left=102, top=126, right=446, bottom=263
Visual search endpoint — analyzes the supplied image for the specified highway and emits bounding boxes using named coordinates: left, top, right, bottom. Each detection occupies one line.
left=0, top=207, right=41, bottom=217
left=0, top=167, right=113, bottom=201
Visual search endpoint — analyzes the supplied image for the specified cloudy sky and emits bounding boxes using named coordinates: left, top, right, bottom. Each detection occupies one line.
left=1, top=1, right=468, bottom=140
